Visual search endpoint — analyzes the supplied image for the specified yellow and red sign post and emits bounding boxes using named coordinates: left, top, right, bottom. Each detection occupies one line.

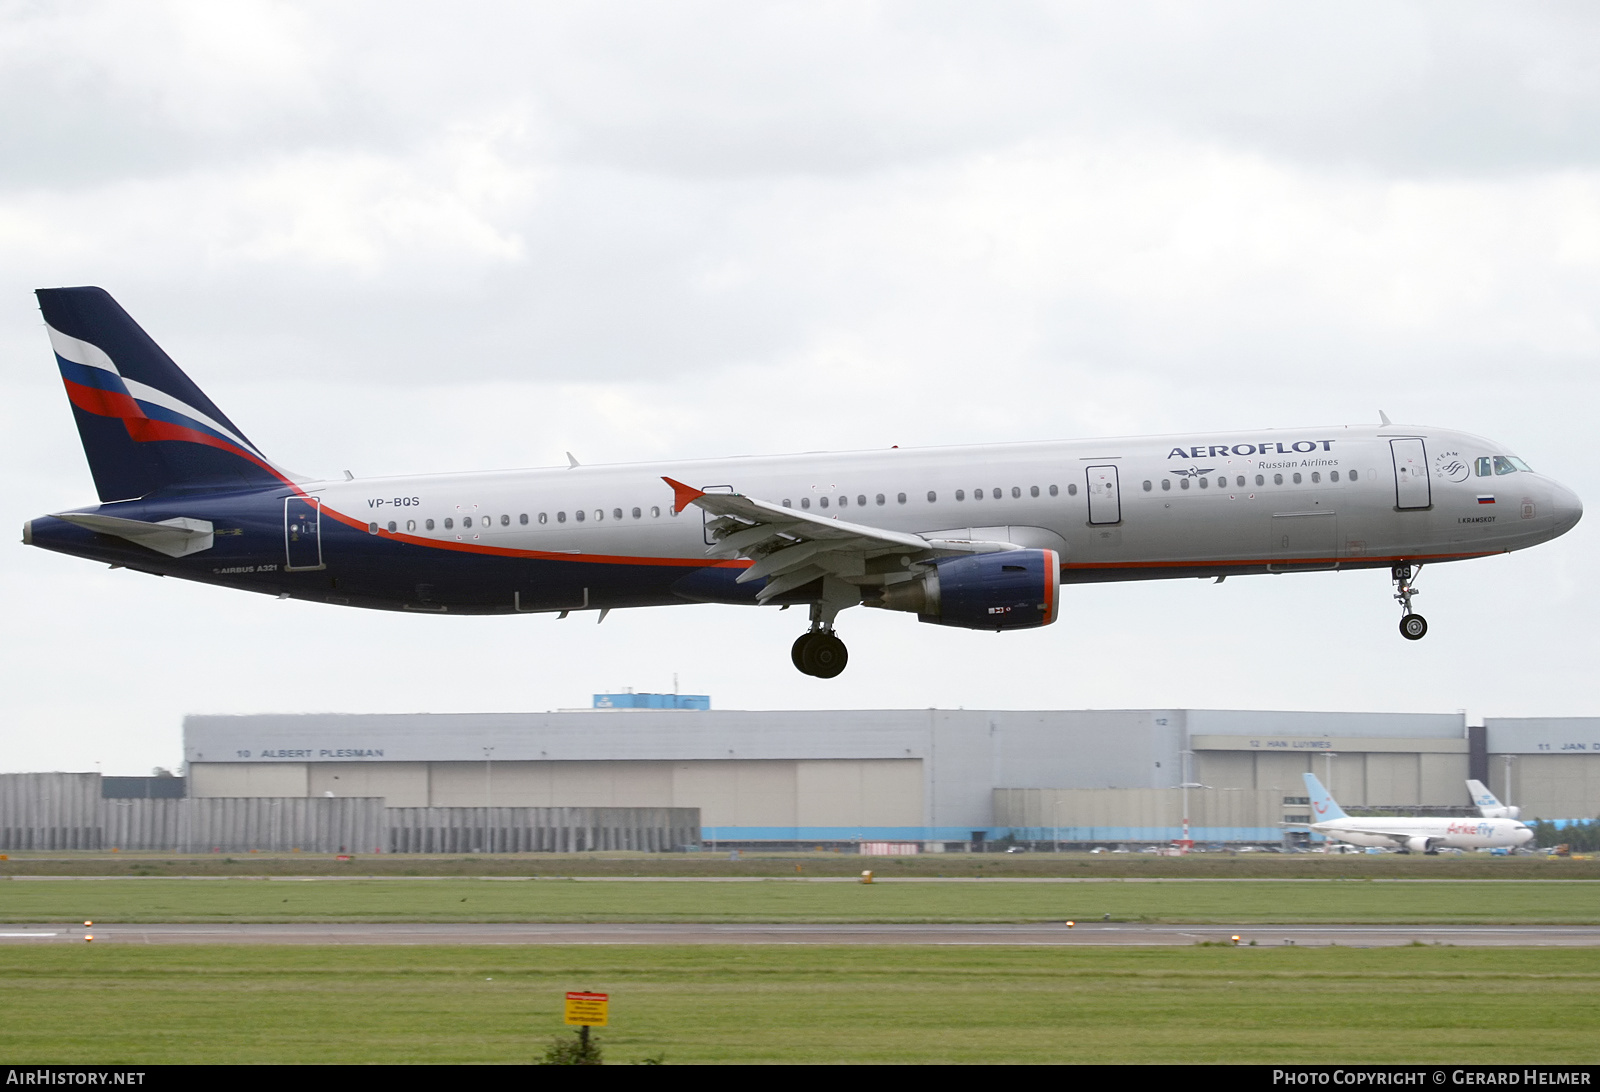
left=564, top=991, right=608, bottom=1058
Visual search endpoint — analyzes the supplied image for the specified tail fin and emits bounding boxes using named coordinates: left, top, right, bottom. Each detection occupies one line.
left=37, top=287, right=292, bottom=502
left=1303, top=773, right=1347, bottom=821
left=1467, top=779, right=1518, bottom=819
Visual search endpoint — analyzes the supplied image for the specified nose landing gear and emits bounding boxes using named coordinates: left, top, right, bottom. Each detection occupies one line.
left=1393, top=563, right=1427, bottom=641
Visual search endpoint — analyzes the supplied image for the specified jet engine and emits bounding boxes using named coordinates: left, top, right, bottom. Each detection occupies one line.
left=1404, top=836, right=1441, bottom=854
left=874, top=549, right=1059, bottom=631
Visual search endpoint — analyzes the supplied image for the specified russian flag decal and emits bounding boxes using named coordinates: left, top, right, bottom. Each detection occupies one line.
left=1477, top=495, right=1496, bottom=504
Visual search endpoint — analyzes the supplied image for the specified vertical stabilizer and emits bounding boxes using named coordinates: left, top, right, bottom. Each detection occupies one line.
left=1303, top=773, right=1348, bottom=822
left=37, top=287, right=291, bottom=501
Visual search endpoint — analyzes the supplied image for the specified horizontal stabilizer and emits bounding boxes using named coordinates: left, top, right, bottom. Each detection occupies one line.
left=51, top=512, right=214, bottom=558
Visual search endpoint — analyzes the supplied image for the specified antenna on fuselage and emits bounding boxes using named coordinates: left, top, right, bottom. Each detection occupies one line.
left=1378, top=411, right=1392, bottom=426
left=566, top=452, right=580, bottom=469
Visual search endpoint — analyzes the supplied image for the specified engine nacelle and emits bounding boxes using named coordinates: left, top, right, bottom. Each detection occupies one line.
left=1404, top=836, right=1440, bottom=854
left=876, top=549, right=1060, bottom=631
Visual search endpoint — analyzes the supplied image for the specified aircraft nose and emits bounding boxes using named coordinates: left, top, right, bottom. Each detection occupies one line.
left=1551, top=482, right=1583, bottom=538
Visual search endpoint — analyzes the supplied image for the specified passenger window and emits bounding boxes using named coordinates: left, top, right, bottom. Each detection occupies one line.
left=927, top=491, right=937, bottom=503
left=463, top=516, right=472, bottom=528
left=502, top=514, right=511, bottom=526
left=1216, top=476, right=1226, bottom=488
left=1030, top=486, right=1040, bottom=497
left=897, top=493, right=906, bottom=504
left=1199, top=477, right=1209, bottom=489
left=972, top=489, right=982, bottom=501
left=1311, top=472, right=1320, bottom=484
left=1329, top=471, right=1339, bottom=483
left=819, top=496, right=829, bottom=509
left=1273, top=474, right=1283, bottom=486
left=1048, top=485, right=1058, bottom=497
left=538, top=513, right=548, bottom=525
left=575, top=510, right=585, bottom=522
left=858, top=495, right=867, bottom=506
left=651, top=506, right=661, bottom=517
left=519, top=513, right=528, bottom=525
left=594, top=510, right=603, bottom=521
left=387, top=521, right=397, bottom=532
left=801, top=498, right=811, bottom=509
left=632, top=507, right=641, bottom=519
left=426, top=518, right=435, bottom=530
left=837, top=495, right=847, bottom=508
left=1349, top=470, right=1358, bottom=481
left=783, top=500, right=791, bottom=508
left=1012, top=487, right=1021, bottom=499
left=1293, top=473, right=1302, bottom=485
left=1160, top=479, right=1171, bottom=492
left=445, top=517, right=455, bottom=529
left=1142, top=480, right=1151, bottom=492
left=669, top=506, right=678, bottom=516
left=406, top=520, right=416, bottom=532
left=1181, top=478, right=1190, bottom=490
left=955, top=490, right=965, bottom=501
left=613, top=508, right=622, bottom=520
left=1254, top=475, right=1264, bottom=487
left=992, top=488, right=1001, bottom=499
left=1236, top=476, right=1245, bottom=487
left=1064, top=484, right=1074, bottom=496
left=876, top=494, right=885, bottom=506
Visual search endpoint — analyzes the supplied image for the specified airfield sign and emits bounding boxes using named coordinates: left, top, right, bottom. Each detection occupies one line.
left=565, top=991, right=609, bottom=1027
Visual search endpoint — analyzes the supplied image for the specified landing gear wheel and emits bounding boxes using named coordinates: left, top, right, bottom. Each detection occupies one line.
left=801, top=633, right=848, bottom=678
left=1399, top=614, right=1428, bottom=641
left=791, top=632, right=817, bottom=673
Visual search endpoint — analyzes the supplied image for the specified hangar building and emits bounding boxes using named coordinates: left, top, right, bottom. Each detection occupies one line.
left=183, top=708, right=1600, bottom=847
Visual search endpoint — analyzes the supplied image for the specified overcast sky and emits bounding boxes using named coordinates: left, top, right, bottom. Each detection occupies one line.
left=4, top=2, right=1597, bottom=773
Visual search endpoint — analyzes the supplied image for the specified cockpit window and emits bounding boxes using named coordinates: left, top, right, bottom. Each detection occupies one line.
left=1494, top=455, right=1532, bottom=475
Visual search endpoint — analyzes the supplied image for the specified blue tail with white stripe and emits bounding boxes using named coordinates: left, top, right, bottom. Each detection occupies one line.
left=37, top=287, right=291, bottom=502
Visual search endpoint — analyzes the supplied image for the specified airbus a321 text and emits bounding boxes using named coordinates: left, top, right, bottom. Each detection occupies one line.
left=1302, top=774, right=1533, bottom=854
left=22, top=288, right=1584, bottom=677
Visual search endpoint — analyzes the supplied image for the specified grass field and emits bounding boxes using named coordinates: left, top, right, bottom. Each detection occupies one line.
left=1, top=945, right=1595, bottom=1064
left=2, top=877, right=1596, bottom=924
left=4, top=851, right=1594, bottom=880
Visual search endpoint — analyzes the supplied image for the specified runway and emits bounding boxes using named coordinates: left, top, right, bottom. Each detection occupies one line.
left=4, top=922, right=1600, bottom=946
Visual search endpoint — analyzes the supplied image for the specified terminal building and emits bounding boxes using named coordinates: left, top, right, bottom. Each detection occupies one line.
left=179, top=705, right=1600, bottom=848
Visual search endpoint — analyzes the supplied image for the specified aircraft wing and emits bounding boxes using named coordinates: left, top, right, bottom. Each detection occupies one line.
left=663, top=477, right=1020, bottom=603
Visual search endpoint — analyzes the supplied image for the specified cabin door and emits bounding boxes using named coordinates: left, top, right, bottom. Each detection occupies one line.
left=1390, top=439, right=1432, bottom=509
left=284, top=496, right=324, bottom=571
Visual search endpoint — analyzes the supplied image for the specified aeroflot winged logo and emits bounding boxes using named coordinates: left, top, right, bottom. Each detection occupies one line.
left=1167, top=440, right=1336, bottom=459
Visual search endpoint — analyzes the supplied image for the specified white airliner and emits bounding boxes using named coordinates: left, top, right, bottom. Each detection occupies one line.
left=1302, top=773, right=1533, bottom=853
left=22, top=288, right=1585, bottom=677
left=1467, top=780, right=1520, bottom=819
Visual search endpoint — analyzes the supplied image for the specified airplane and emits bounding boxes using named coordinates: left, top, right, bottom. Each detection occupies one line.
left=1467, top=779, right=1520, bottom=819
left=21, top=287, right=1585, bottom=677
left=1301, top=773, right=1533, bottom=853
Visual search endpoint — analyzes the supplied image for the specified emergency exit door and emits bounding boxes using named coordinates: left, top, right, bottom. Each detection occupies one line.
left=1086, top=465, right=1121, bottom=524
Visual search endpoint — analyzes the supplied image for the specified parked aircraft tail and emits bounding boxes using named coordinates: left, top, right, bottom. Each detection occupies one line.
left=1303, top=772, right=1348, bottom=822
left=36, top=287, right=293, bottom=502
left=1467, top=779, right=1520, bottom=819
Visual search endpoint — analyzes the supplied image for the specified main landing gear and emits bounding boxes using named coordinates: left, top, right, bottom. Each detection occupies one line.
left=792, top=601, right=849, bottom=678
left=1393, top=563, right=1427, bottom=641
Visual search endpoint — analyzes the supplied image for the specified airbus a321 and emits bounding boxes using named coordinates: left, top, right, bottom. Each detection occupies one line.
left=22, top=288, right=1584, bottom=677
left=1302, top=773, right=1533, bottom=854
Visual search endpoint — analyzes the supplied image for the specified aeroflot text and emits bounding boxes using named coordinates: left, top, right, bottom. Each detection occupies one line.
left=1272, top=1074, right=1591, bottom=1086
left=1169, top=441, right=1335, bottom=458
